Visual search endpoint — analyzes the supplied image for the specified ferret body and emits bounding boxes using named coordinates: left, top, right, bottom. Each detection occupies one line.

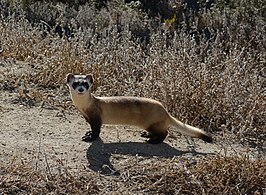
left=66, top=73, right=212, bottom=144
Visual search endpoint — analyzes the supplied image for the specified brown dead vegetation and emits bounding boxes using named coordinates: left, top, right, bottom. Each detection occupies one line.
left=1, top=154, right=265, bottom=194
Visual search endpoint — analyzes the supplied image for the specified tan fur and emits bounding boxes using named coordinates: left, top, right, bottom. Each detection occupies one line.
left=67, top=74, right=213, bottom=144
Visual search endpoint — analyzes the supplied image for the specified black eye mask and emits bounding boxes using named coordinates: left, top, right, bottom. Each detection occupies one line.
left=72, top=81, right=90, bottom=90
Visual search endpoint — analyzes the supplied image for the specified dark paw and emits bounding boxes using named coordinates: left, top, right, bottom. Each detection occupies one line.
left=82, top=131, right=99, bottom=142
left=146, top=138, right=163, bottom=144
left=141, top=131, right=152, bottom=138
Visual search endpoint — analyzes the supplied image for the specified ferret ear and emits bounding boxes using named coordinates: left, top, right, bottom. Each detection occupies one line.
left=86, top=74, right=93, bottom=85
left=66, top=73, right=75, bottom=84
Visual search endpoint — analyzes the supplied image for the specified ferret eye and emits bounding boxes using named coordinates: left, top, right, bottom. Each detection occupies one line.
left=72, top=82, right=79, bottom=89
left=83, top=82, right=90, bottom=89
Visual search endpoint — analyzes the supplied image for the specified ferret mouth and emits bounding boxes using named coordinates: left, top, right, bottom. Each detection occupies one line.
left=77, top=92, right=85, bottom=95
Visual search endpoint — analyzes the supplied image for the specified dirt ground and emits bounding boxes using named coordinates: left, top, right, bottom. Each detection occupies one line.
left=1, top=89, right=264, bottom=176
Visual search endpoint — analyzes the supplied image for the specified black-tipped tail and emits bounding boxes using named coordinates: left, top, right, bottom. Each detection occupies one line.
left=200, top=133, right=213, bottom=143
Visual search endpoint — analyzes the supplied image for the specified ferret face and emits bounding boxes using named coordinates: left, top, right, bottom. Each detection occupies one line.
left=66, top=74, right=93, bottom=96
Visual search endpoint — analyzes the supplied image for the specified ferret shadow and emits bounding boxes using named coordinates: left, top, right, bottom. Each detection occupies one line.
left=86, top=138, right=210, bottom=175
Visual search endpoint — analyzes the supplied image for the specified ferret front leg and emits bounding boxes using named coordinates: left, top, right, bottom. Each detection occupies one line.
left=82, top=117, right=102, bottom=142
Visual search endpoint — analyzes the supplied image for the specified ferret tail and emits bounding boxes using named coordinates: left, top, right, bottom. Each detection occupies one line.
left=170, top=116, right=213, bottom=143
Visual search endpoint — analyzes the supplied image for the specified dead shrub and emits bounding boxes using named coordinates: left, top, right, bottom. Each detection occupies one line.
left=1, top=154, right=265, bottom=194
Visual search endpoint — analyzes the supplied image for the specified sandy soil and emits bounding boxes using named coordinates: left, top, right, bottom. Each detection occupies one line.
left=0, top=90, right=263, bottom=175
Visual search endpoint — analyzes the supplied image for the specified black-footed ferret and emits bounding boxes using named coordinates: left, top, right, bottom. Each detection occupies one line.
left=66, top=73, right=212, bottom=144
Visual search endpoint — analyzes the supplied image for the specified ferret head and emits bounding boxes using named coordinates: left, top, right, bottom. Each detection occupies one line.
left=66, top=73, right=93, bottom=96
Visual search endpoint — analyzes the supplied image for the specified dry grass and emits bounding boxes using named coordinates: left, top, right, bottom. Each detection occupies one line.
left=1, top=154, right=265, bottom=194
left=0, top=158, right=99, bottom=194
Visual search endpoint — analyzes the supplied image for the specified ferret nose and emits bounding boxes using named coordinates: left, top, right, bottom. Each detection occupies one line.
left=78, top=88, right=84, bottom=92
